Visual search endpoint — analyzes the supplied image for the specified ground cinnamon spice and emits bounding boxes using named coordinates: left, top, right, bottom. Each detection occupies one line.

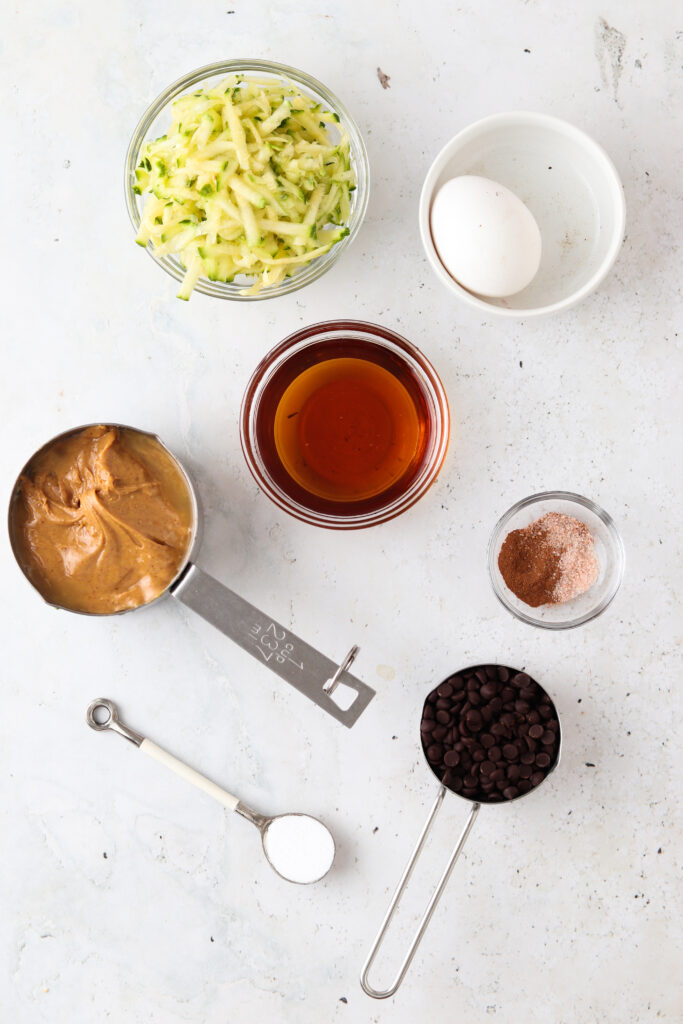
left=498, top=512, right=599, bottom=608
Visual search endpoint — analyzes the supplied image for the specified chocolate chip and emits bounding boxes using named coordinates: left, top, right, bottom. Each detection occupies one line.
left=421, top=666, right=560, bottom=804
left=466, top=710, right=483, bottom=731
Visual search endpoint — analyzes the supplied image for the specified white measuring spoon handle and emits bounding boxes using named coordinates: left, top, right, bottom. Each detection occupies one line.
left=140, top=739, right=239, bottom=812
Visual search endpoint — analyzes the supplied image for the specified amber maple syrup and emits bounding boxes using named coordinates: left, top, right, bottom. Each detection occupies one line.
left=254, top=337, right=433, bottom=514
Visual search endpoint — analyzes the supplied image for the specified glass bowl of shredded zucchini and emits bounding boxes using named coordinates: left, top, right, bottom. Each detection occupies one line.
left=125, top=59, right=368, bottom=301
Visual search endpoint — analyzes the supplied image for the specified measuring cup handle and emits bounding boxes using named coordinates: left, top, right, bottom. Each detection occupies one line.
left=140, top=739, right=240, bottom=812
left=360, top=788, right=480, bottom=999
left=170, top=563, right=375, bottom=727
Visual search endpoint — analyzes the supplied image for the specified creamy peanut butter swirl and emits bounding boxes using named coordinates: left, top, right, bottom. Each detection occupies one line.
left=11, top=425, right=194, bottom=614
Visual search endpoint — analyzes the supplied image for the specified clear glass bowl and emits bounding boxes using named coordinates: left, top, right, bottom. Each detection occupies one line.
left=240, top=321, right=450, bottom=529
left=124, top=59, right=369, bottom=301
left=488, top=491, right=625, bottom=629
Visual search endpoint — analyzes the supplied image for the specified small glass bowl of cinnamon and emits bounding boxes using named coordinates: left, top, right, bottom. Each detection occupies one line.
left=488, top=491, right=625, bottom=629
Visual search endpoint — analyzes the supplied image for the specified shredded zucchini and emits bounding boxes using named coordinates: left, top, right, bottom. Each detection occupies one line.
left=134, top=75, right=355, bottom=298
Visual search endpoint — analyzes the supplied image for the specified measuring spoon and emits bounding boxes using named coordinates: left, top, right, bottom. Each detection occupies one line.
left=87, top=698, right=336, bottom=884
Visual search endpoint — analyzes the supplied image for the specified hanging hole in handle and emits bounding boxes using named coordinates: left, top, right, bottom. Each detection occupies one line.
left=86, top=698, right=118, bottom=730
left=325, top=680, right=359, bottom=711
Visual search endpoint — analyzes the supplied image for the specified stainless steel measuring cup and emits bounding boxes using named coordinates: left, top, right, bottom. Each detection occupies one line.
left=8, top=423, right=375, bottom=726
left=360, top=663, right=562, bottom=998
left=87, top=698, right=336, bottom=883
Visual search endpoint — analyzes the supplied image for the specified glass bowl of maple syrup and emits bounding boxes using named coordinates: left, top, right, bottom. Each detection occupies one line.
left=240, top=321, right=450, bottom=529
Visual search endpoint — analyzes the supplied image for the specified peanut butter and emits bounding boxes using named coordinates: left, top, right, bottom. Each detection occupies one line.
left=11, top=425, right=194, bottom=614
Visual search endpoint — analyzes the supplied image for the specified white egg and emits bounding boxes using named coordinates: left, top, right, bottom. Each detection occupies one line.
left=430, top=175, right=542, bottom=298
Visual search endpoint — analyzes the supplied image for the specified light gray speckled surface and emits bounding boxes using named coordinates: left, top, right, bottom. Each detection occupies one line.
left=1, top=1, right=681, bottom=1021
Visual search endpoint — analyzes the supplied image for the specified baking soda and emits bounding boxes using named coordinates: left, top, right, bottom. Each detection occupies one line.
left=263, top=814, right=335, bottom=884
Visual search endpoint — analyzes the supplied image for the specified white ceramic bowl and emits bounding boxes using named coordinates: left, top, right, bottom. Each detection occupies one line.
left=419, top=112, right=626, bottom=317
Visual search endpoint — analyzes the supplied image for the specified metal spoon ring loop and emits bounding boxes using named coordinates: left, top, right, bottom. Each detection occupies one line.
left=86, top=698, right=119, bottom=731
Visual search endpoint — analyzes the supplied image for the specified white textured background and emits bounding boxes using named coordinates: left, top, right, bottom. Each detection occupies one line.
left=1, top=1, right=681, bottom=1022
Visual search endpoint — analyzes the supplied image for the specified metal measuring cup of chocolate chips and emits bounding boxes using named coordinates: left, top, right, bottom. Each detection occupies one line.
left=361, top=663, right=562, bottom=998
left=8, top=423, right=374, bottom=727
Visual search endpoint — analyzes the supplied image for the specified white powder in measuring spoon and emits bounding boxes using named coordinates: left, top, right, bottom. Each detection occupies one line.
left=263, top=814, right=335, bottom=884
